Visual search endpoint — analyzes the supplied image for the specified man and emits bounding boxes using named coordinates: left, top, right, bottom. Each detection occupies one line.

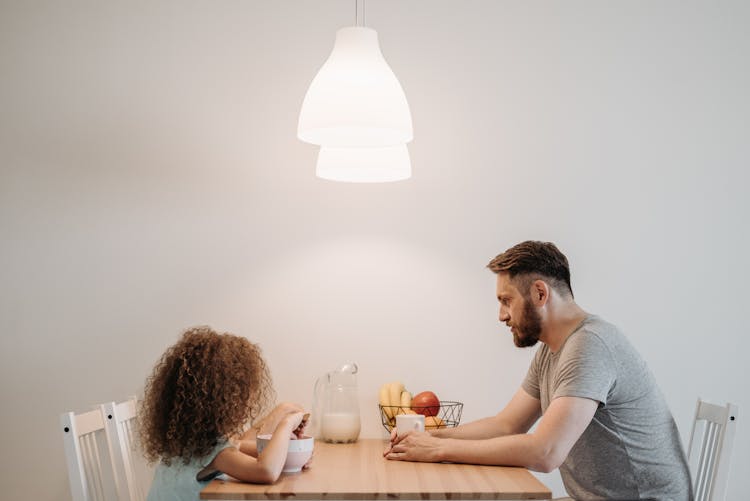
left=385, top=241, right=692, bottom=500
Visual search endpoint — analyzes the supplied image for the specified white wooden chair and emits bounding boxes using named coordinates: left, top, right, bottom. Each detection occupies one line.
left=686, top=398, right=738, bottom=501
left=61, top=407, right=119, bottom=501
left=101, top=397, right=152, bottom=501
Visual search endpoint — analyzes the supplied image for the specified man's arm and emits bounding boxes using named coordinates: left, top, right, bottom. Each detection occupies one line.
left=384, top=387, right=540, bottom=456
left=386, top=395, right=598, bottom=473
left=431, top=387, right=542, bottom=439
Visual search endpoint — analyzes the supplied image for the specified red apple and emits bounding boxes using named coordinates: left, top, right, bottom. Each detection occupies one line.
left=411, top=391, right=440, bottom=417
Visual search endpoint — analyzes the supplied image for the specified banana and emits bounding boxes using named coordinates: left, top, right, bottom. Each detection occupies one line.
left=380, top=382, right=413, bottom=422
left=379, top=383, right=393, bottom=419
left=389, top=382, right=404, bottom=412
left=400, top=390, right=412, bottom=409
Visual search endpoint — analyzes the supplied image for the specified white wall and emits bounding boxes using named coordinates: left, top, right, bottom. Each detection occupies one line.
left=1, top=1, right=748, bottom=499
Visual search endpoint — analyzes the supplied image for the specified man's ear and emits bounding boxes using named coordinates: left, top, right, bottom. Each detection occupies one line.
left=531, top=280, right=550, bottom=306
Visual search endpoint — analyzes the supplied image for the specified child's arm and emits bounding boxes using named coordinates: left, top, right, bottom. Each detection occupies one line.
left=234, top=403, right=306, bottom=458
left=236, top=439, right=258, bottom=458
left=210, top=412, right=306, bottom=484
left=240, top=402, right=305, bottom=440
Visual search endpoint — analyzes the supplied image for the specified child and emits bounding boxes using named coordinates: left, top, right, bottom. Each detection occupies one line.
left=139, top=326, right=309, bottom=500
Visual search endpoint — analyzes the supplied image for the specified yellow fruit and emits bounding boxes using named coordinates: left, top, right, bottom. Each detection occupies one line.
left=389, top=382, right=404, bottom=410
left=400, top=391, right=412, bottom=408
left=425, top=416, right=445, bottom=429
left=379, top=383, right=393, bottom=419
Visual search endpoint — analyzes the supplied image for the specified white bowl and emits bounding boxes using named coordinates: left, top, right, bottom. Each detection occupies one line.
left=256, top=434, right=314, bottom=473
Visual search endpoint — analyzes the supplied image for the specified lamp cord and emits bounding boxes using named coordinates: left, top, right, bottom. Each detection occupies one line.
left=355, top=0, right=366, bottom=27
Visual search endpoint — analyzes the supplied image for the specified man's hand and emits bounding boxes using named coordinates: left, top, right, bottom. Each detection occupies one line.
left=383, top=430, right=444, bottom=462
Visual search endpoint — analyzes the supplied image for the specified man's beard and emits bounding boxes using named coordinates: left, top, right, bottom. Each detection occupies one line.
left=511, top=299, right=542, bottom=348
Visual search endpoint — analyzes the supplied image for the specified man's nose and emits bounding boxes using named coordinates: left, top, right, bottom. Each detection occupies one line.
left=499, top=308, right=509, bottom=322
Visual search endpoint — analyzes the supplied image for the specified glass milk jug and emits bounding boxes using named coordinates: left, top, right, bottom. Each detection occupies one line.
left=312, top=362, right=361, bottom=443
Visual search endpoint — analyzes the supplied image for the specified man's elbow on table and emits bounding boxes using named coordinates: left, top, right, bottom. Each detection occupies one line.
left=525, top=437, right=567, bottom=474
left=529, top=455, right=563, bottom=474
left=523, top=396, right=597, bottom=473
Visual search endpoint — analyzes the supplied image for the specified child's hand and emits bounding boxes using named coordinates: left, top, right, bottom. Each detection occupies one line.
left=292, top=413, right=310, bottom=439
left=302, top=450, right=314, bottom=470
left=256, top=402, right=305, bottom=435
left=281, top=411, right=307, bottom=436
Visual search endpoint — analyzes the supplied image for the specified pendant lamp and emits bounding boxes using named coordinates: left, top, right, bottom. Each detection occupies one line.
left=316, top=145, right=411, bottom=183
left=298, top=1, right=413, bottom=182
left=298, top=26, right=412, bottom=147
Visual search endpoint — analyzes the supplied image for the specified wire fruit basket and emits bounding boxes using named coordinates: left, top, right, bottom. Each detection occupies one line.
left=379, top=401, right=463, bottom=433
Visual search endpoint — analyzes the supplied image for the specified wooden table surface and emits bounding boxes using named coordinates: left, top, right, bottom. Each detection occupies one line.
left=200, top=439, right=551, bottom=500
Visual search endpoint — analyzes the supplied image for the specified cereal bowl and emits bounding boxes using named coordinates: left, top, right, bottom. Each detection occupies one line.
left=256, top=434, right=314, bottom=473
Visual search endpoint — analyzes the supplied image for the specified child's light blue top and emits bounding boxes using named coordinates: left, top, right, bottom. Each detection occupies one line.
left=146, top=439, right=235, bottom=501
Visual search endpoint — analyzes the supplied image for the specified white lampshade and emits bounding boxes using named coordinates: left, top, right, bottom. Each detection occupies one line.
left=316, top=145, right=411, bottom=183
left=298, top=27, right=413, bottom=148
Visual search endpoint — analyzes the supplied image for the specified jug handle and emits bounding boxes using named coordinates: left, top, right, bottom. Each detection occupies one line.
left=339, top=362, right=358, bottom=374
left=311, top=374, right=326, bottom=435
left=312, top=376, right=322, bottom=409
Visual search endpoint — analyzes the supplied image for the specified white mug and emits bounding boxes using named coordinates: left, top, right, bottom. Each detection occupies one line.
left=395, top=414, right=425, bottom=437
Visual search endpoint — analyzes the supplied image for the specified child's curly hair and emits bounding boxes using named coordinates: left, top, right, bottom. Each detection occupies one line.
left=139, top=326, right=275, bottom=466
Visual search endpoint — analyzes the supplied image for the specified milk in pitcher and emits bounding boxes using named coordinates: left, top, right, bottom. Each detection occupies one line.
left=320, top=412, right=361, bottom=443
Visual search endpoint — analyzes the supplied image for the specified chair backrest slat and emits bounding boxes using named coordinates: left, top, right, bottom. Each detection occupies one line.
left=102, top=397, right=152, bottom=501
left=61, top=407, right=118, bottom=501
left=687, top=398, right=738, bottom=501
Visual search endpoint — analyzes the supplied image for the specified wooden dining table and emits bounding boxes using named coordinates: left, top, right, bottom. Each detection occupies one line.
left=200, top=439, right=551, bottom=500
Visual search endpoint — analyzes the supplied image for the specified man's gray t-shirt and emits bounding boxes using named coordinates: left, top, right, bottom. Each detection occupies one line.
left=522, top=315, right=692, bottom=500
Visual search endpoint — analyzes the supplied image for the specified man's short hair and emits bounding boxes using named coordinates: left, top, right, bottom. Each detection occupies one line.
left=487, top=241, right=574, bottom=299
